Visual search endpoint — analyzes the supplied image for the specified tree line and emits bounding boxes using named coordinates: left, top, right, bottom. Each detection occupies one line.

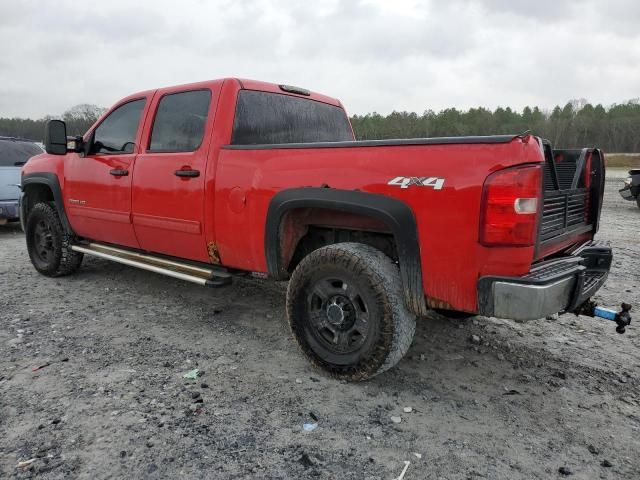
left=1, top=99, right=639, bottom=152
left=351, top=99, right=640, bottom=152
left=0, top=104, right=105, bottom=141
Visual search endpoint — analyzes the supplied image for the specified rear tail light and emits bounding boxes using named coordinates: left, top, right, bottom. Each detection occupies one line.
left=583, top=152, right=592, bottom=222
left=480, top=164, right=542, bottom=247
left=584, top=151, right=592, bottom=189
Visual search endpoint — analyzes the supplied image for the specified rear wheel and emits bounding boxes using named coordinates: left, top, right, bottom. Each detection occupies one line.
left=26, top=202, right=83, bottom=277
left=286, top=243, right=415, bottom=381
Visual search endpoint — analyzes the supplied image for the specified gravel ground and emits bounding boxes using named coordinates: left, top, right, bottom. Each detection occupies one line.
left=1, top=169, right=639, bottom=479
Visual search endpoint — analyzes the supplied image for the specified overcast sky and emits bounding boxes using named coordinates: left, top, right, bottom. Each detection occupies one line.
left=1, top=0, right=639, bottom=118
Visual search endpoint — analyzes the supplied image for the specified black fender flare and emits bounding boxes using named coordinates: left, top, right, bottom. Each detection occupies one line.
left=265, top=187, right=428, bottom=316
left=21, top=172, right=72, bottom=233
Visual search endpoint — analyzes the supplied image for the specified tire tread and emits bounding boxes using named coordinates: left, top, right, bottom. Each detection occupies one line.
left=26, top=202, right=83, bottom=277
left=286, top=242, right=415, bottom=381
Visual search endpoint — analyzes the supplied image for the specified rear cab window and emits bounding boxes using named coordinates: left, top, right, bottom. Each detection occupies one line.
left=231, top=90, right=353, bottom=145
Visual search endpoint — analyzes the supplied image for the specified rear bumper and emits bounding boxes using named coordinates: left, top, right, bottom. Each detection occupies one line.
left=0, top=199, right=20, bottom=220
left=478, top=241, right=611, bottom=320
left=619, top=186, right=637, bottom=201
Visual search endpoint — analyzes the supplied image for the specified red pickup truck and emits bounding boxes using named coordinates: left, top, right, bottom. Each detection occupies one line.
left=21, top=78, right=616, bottom=380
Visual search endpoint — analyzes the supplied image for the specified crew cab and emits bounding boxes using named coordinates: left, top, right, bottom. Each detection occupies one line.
left=21, top=78, right=614, bottom=380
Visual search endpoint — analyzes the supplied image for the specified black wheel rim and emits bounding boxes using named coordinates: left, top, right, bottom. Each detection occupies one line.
left=307, top=277, right=370, bottom=354
left=31, top=219, right=55, bottom=265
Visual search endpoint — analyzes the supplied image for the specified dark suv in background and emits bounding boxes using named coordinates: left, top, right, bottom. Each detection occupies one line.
left=0, top=137, right=43, bottom=225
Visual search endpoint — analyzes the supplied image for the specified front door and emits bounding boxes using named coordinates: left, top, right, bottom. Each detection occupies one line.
left=131, top=88, right=215, bottom=263
left=65, top=97, right=149, bottom=248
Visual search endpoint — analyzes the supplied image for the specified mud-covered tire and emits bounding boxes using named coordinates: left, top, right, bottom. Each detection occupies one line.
left=286, top=242, right=416, bottom=381
left=25, top=202, right=83, bottom=277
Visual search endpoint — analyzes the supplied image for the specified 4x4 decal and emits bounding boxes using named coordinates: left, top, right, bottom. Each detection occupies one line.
left=387, top=176, right=445, bottom=190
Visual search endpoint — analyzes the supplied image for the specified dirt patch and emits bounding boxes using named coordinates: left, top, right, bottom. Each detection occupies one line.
left=1, top=174, right=639, bottom=479
left=606, top=153, right=640, bottom=169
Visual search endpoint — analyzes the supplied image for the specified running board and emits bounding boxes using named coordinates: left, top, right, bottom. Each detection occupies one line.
left=71, top=243, right=232, bottom=287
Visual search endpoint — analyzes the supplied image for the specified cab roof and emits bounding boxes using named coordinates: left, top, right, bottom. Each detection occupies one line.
left=120, top=78, right=342, bottom=108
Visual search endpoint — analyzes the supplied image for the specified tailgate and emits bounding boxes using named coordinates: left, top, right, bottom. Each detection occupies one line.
left=536, top=142, right=605, bottom=259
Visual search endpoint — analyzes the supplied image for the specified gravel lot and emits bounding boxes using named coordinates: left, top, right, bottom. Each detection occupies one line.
left=1, top=169, right=639, bottom=479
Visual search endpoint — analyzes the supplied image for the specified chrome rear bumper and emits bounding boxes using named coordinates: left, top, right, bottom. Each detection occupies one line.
left=492, top=276, right=577, bottom=320
left=478, top=241, right=612, bottom=321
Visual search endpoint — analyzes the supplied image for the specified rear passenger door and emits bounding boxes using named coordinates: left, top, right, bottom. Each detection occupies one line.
left=131, top=88, right=215, bottom=262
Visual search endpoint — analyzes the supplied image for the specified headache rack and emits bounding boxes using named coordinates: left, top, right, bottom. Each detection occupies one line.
left=538, top=142, right=605, bottom=252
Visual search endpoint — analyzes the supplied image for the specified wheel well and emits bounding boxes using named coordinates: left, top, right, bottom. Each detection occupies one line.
left=280, top=207, right=398, bottom=274
left=22, top=184, right=54, bottom=217
left=266, top=187, right=428, bottom=316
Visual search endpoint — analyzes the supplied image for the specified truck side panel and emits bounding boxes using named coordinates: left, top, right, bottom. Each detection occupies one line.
left=213, top=138, right=548, bottom=313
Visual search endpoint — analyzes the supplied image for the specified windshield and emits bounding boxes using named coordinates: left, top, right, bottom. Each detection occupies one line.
left=0, top=139, right=43, bottom=167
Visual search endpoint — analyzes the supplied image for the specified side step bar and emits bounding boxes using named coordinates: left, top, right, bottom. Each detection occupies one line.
left=71, top=243, right=232, bottom=287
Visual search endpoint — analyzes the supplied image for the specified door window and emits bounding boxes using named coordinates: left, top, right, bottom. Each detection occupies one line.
left=148, top=90, right=211, bottom=153
left=91, top=99, right=146, bottom=155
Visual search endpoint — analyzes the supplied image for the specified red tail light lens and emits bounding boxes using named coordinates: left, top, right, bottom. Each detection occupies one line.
left=480, top=165, right=542, bottom=247
left=583, top=151, right=592, bottom=189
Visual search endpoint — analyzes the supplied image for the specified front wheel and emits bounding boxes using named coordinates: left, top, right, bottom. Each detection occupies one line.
left=25, top=202, right=83, bottom=277
left=286, top=243, right=415, bottom=381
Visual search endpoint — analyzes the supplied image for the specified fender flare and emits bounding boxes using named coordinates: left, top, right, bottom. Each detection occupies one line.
left=21, top=172, right=72, bottom=233
left=265, top=187, right=428, bottom=316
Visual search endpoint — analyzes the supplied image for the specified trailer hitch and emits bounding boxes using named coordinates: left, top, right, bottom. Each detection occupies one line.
left=574, top=301, right=632, bottom=334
